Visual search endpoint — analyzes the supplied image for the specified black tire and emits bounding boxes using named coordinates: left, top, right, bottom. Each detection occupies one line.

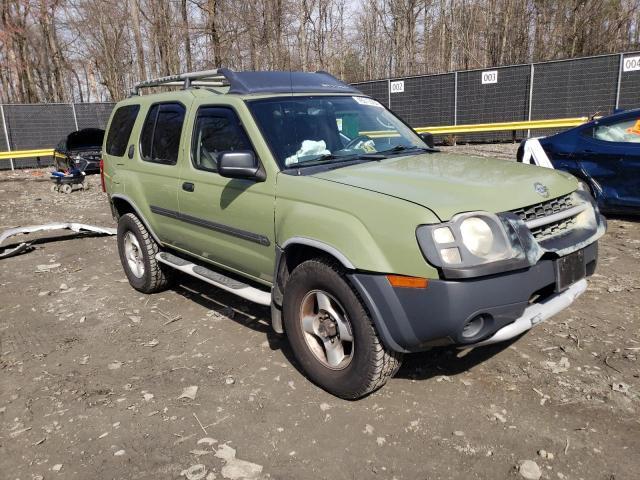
left=516, top=140, right=525, bottom=163
left=282, top=258, right=402, bottom=399
left=117, top=213, right=173, bottom=293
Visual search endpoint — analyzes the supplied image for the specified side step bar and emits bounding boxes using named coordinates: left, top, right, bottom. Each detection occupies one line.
left=156, top=252, right=271, bottom=306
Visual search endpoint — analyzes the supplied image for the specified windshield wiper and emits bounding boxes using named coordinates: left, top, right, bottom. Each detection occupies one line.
left=376, top=145, right=429, bottom=155
left=285, top=152, right=387, bottom=170
left=286, top=153, right=357, bottom=169
left=355, top=153, right=386, bottom=160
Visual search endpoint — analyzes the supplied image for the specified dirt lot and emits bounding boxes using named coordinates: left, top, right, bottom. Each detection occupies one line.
left=1, top=156, right=639, bottom=480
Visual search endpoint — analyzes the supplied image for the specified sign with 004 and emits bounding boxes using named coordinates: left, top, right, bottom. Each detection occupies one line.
left=481, top=70, right=498, bottom=84
left=623, top=55, right=640, bottom=72
left=390, top=80, right=405, bottom=93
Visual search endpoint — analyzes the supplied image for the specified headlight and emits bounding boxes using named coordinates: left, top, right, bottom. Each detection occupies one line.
left=460, top=217, right=494, bottom=256
left=417, top=211, right=530, bottom=278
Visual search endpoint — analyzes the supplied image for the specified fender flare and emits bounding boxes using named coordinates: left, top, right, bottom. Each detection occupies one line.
left=280, top=237, right=355, bottom=269
left=110, top=194, right=162, bottom=244
left=274, top=237, right=405, bottom=351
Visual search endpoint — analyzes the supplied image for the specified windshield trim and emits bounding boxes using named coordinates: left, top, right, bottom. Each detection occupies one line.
left=245, top=94, right=431, bottom=171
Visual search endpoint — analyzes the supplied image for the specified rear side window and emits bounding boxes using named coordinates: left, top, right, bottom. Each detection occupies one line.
left=106, top=105, right=140, bottom=156
left=191, top=107, right=254, bottom=172
left=140, top=103, right=186, bottom=165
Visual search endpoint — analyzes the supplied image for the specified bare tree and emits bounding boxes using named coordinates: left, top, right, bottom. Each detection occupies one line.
left=0, top=0, right=638, bottom=102
left=129, top=0, right=147, bottom=81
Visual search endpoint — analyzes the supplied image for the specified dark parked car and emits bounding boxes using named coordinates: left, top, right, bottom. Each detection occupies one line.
left=518, top=109, right=640, bottom=215
left=54, top=128, right=105, bottom=174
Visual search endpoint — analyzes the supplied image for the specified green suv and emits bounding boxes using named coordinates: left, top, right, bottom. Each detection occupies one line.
left=102, top=69, right=606, bottom=399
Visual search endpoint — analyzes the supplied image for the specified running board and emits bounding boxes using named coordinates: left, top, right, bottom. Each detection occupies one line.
left=156, top=252, right=271, bottom=306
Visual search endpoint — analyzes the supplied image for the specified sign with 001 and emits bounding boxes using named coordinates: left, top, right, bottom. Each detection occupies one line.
left=623, top=55, right=640, bottom=72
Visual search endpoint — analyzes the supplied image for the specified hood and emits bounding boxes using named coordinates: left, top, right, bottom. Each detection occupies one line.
left=313, top=152, right=578, bottom=220
left=62, top=128, right=105, bottom=152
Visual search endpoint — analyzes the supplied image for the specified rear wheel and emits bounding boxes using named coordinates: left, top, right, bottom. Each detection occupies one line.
left=283, top=258, right=402, bottom=399
left=117, top=213, right=173, bottom=293
left=61, top=184, right=72, bottom=194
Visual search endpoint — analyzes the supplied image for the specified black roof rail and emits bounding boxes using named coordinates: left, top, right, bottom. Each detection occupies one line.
left=131, top=68, right=361, bottom=96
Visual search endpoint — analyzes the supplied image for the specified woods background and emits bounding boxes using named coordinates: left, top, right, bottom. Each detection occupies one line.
left=2, top=0, right=640, bottom=104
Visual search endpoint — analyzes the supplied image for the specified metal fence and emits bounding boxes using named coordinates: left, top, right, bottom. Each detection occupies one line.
left=353, top=51, right=640, bottom=142
left=0, top=102, right=114, bottom=169
left=2, top=51, right=640, bottom=170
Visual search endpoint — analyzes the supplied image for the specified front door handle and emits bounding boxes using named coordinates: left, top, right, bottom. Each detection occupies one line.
left=182, top=182, right=195, bottom=192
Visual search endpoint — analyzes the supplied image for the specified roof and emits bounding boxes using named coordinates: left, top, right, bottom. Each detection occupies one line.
left=220, top=69, right=361, bottom=95
left=132, top=68, right=362, bottom=96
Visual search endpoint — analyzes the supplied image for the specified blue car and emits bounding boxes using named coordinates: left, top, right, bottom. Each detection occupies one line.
left=518, top=109, right=640, bottom=215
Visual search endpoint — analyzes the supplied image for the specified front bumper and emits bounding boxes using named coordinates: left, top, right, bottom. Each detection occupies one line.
left=469, top=278, right=586, bottom=347
left=349, top=241, right=598, bottom=353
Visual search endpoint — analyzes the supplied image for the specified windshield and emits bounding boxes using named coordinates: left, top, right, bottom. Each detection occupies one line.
left=247, top=96, right=427, bottom=168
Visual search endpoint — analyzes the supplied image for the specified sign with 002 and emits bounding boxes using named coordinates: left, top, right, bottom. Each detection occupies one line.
left=390, top=80, right=405, bottom=93
left=623, top=55, right=640, bottom=72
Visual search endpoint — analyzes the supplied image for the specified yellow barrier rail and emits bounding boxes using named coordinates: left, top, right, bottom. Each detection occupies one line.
left=362, top=116, right=590, bottom=137
left=0, top=148, right=57, bottom=160
left=414, top=117, right=589, bottom=135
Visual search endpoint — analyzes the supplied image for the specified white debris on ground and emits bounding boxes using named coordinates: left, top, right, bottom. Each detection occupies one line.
left=178, top=385, right=199, bottom=400
left=518, top=459, right=542, bottom=480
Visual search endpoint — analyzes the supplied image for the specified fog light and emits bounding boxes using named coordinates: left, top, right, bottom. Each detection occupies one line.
left=441, top=247, right=461, bottom=264
left=462, top=315, right=486, bottom=339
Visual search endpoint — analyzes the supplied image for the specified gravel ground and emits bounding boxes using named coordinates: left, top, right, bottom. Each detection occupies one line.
left=440, top=143, right=519, bottom=161
left=1, top=156, right=639, bottom=480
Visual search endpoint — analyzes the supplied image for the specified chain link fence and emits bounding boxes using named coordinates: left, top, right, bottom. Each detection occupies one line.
left=353, top=51, right=640, bottom=142
left=2, top=51, right=640, bottom=170
left=0, top=102, right=114, bottom=170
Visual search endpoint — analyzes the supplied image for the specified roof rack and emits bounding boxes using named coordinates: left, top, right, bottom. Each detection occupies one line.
left=132, top=68, right=362, bottom=96
left=132, top=69, right=229, bottom=95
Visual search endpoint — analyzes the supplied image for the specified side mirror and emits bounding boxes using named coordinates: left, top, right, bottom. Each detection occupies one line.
left=418, top=132, right=435, bottom=148
left=218, top=151, right=262, bottom=180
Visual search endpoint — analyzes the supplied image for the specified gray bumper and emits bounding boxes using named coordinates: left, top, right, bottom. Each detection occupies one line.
left=468, top=278, right=586, bottom=347
left=349, top=241, right=598, bottom=353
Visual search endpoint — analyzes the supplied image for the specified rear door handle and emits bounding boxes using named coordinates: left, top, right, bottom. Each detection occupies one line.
left=182, top=182, right=195, bottom=192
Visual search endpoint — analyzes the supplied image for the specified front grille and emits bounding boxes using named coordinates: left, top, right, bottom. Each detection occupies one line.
left=530, top=216, right=577, bottom=241
left=511, top=194, right=574, bottom=223
left=511, top=194, right=579, bottom=241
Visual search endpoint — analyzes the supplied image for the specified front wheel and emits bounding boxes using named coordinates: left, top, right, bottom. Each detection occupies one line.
left=283, top=259, right=402, bottom=399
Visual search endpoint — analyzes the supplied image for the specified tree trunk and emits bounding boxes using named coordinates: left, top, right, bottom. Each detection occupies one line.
left=181, top=0, right=193, bottom=72
left=129, top=0, right=147, bottom=80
